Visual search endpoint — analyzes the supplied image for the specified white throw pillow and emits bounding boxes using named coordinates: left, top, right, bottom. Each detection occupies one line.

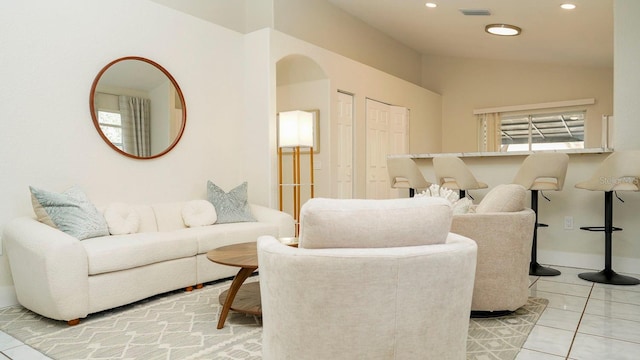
left=182, top=200, right=217, bottom=227
left=475, top=184, right=526, bottom=213
left=103, top=203, right=140, bottom=235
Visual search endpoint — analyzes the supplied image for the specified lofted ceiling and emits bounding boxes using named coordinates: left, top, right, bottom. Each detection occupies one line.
left=327, top=0, right=613, bottom=68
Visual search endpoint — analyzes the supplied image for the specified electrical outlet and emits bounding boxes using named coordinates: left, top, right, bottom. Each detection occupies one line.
left=564, top=216, right=574, bottom=230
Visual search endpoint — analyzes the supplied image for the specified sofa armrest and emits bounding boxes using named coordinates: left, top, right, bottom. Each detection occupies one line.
left=250, top=204, right=295, bottom=238
left=3, top=217, right=90, bottom=321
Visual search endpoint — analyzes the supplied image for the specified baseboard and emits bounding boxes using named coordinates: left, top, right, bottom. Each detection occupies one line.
left=0, top=285, right=18, bottom=308
left=538, top=249, right=640, bottom=275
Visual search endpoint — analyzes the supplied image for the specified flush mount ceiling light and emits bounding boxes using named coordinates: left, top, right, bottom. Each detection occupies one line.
left=425, top=2, right=437, bottom=8
left=561, top=3, right=577, bottom=10
left=485, top=24, right=522, bottom=36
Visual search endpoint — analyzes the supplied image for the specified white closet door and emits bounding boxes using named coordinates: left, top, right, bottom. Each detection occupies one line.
left=389, top=105, right=410, bottom=198
left=336, top=91, right=354, bottom=198
left=365, top=99, right=409, bottom=199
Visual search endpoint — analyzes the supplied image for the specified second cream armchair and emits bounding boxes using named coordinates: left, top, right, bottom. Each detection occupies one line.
left=451, top=184, right=536, bottom=315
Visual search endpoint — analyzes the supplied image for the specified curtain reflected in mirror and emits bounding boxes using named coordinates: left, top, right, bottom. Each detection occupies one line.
left=120, top=96, right=151, bottom=157
left=90, top=56, right=186, bottom=159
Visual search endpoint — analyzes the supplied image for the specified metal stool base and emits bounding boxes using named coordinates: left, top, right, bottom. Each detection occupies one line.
left=579, top=269, right=640, bottom=285
left=530, top=262, right=561, bottom=276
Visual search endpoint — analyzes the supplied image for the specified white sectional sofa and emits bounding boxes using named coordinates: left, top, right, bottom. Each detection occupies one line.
left=3, top=202, right=294, bottom=325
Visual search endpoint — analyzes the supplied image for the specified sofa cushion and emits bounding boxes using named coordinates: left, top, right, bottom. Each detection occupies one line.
left=182, top=200, right=217, bottom=227
left=130, top=205, right=158, bottom=233
left=475, top=184, right=527, bottom=213
left=207, top=181, right=256, bottom=224
left=82, top=231, right=198, bottom=275
left=103, top=203, right=140, bottom=235
left=152, top=202, right=189, bottom=232
left=298, top=197, right=452, bottom=249
left=29, top=185, right=109, bottom=240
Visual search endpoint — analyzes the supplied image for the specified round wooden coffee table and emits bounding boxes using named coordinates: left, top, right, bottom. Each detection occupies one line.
left=207, top=242, right=260, bottom=329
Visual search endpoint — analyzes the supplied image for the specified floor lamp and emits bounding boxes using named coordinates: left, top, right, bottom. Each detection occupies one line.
left=278, top=110, right=315, bottom=236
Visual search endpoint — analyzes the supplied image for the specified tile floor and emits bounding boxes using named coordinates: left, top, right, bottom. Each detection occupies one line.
left=0, top=265, right=639, bottom=360
left=518, top=265, right=640, bottom=360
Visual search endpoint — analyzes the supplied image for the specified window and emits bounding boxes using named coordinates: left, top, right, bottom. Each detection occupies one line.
left=97, top=110, right=123, bottom=150
left=500, top=110, right=585, bottom=152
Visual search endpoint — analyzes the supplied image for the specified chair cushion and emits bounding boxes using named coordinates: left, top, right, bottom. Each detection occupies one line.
left=475, top=184, right=526, bottom=213
left=298, top=197, right=452, bottom=249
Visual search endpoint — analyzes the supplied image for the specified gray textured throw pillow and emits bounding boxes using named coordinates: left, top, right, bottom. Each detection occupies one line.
left=206, top=181, right=256, bottom=224
left=29, top=185, right=110, bottom=240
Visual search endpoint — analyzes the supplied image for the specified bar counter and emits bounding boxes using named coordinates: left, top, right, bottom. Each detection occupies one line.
left=388, top=147, right=612, bottom=159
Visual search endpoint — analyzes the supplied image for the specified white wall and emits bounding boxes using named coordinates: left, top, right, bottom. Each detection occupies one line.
left=273, top=0, right=423, bottom=85
left=422, top=55, right=613, bottom=153
left=614, top=0, right=640, bottom=150
left=265, top=30, right=442, bottom=200
left=0, top=0, right=246, bottom=304
left=411, top=0, right=640, bottom=274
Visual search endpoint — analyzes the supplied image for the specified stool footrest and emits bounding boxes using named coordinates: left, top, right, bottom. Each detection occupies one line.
left=579, top=226, right=623, bottom=232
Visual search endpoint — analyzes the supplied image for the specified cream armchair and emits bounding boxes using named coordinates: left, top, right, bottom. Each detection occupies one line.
left=450, top=184, right=536, bottom=314
left=258, top=197, right=478, bottom=360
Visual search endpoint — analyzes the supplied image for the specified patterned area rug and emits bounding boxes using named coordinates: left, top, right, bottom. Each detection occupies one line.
left=468, top=297, right=548, bottom=360
left=0, top=278, right=546, bottom=360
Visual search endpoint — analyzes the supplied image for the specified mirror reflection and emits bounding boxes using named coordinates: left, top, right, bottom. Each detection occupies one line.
left=90, top=56, right=186, bottom=159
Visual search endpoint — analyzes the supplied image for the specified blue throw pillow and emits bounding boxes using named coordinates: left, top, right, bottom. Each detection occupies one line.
left=206, top=181, right=256, bottom=224
left=29, top=185, right=109, bottom=240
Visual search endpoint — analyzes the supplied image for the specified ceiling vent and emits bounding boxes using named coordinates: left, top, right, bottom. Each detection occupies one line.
left=459, top=9, right=492, bottom=16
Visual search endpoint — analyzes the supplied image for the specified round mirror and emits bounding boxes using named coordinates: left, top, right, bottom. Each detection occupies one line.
left=90, top=56, right=186, bottom=159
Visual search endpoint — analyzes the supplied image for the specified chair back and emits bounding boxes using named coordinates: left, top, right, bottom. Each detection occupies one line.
left=298, top=197, right=452, bottom=249
left=575, top=151, right=640, bottom=191
left=513, top=152, right=569, bottom=191
left=433, top=155, right=487, bottom=190
left=386, top=157, right=430, bottom=190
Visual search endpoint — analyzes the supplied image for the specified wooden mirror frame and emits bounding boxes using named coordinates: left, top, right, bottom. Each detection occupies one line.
left=89, top=56, right=187, bottom=159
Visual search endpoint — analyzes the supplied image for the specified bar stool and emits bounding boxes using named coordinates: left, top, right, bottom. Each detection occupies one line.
left=575, top=151, right=640, bottom=285
left=386, top=157, right=431, bottom=197
left=513, top=152, right=569, bottom=276
left=433, top=155, right=487, bottom=199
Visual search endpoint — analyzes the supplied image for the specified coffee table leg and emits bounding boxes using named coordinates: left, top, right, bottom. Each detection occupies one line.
left=217, top=266, right=257, bottom=329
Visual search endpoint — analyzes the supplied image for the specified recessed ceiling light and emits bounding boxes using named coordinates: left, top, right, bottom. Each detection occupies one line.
left=425, top=2, right=437, bottom=8
left=485, top=24, right=522, bottom=36
left=561, top=3, right=577, bottom=10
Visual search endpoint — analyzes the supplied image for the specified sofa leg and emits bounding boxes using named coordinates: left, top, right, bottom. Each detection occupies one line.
left=196, top=284, right=203, bottom=289
left=67, top=319, right=80, bottom=326
left=185, top=286, right=194, bottom=292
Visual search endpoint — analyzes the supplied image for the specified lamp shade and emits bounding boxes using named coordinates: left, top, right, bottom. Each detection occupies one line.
left=278, top=110, right=314, bottom=147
